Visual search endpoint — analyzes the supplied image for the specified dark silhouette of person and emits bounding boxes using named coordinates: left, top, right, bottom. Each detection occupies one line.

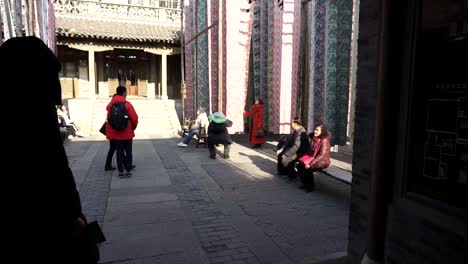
left=1, top=36, right=98, bottom=263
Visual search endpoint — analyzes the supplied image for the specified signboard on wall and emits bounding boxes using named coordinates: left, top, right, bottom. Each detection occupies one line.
left=408, top=0, right=468, bottom=210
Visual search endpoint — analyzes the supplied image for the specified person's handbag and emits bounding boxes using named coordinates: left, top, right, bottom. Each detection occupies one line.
left=255, top=128, right=265, bottom=138
left=99, top=122, right=106, bottom=136
left=74, top=220, right=106, bottom=263
left=298, top=154, right=314, bottom=165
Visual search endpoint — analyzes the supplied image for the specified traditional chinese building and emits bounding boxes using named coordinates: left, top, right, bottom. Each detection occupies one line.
left=54, top=0, right=182, bottom=100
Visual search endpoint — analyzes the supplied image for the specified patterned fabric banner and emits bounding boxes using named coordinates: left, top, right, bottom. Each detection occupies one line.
left=251, top=1, right=261, bottom=99
left=306, top=1, right=316, bottom=132
left=271, top=3, right=283, bottom=133
left=289, top=0, right=302, bottom=121
left=325, top=0, right=339, bottom=143
left=259, top=0, right=269, bottom=128
left=184, top=1, right=194, bottom=118
left=313, top=0, right=326, bottom=127
left=267, top=1, right=275, bottom=132
left=334, top=0, right=353, bottom=145
left=196, top=0, right=209, bottom=112
left=225, top=0, right=252, bottom=133
left=181, top=0, right=353, bottom=139
left=209, top=0, right=218, bottom=113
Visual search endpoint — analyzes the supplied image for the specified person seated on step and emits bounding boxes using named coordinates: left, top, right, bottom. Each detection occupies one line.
left=276, top=117, right=309, bottom=178
left=207, top=112, right=232, bottom=159
left=178, top=107, right=209, bottom=147
left=57, top=105, right=83, bottom=139
left=295, top=124, right=331, bottom=192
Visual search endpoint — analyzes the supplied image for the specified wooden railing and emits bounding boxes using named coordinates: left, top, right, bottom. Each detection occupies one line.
left=54, top=0, right=182, bottom=25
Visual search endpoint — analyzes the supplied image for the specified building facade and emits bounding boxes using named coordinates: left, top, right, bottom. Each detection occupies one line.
left=183, top=0, right=355, bottom=144
left=54, top=0, right=182, bottom=100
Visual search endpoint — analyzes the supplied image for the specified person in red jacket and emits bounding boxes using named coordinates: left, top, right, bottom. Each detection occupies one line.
left=243, top=97, right=266, bottom=148
left=297, top=124, right=331, bottom=192
left=105, top=86, right=139, bottom=178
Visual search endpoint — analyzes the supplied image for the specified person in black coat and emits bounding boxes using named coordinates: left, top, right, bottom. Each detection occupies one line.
left=1, top=37, right=98, bottom=263
left=207, top=112, right=232, bottom=159
left=276, top=118, right=309, bottom=177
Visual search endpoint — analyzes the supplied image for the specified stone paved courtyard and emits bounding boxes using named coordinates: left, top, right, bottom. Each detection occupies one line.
left=65, top=136, right=350, bottom=264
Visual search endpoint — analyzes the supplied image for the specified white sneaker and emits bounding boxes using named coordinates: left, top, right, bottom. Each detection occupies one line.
left=177, top=142, right=188, bottom=147
left=68, top=135, right=74, bottom=140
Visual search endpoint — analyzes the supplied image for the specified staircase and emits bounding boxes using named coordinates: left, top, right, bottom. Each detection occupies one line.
left=68, top=97, right=181, bottom=138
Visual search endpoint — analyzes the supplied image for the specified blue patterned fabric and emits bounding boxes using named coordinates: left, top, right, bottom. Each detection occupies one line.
left=260, top=0, right=269, bottom=127
left=197, top=0, right=209, bottom=112
left=313, top=0, right=326, bottom=127
left=306, top=1, right=316, bottom=132
left=248, top=0, right=270, bottom=129
left=251, top=1, right=261, bottom=99
left=325, top=0, right=339, bottom=143
left=335, top=0, right=353, bottom=145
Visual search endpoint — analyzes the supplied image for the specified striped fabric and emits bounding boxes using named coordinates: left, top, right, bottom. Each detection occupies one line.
left=196, top=0, right=209, bottom=112
left=182, top=0, right=353, bottom=142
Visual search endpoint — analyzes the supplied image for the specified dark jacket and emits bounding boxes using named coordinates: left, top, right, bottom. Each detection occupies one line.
left=1, top=37, right=94, bottom=263
left=207, top=121, right=232, bottom=145
left=281, top=126, right=309, bottom=165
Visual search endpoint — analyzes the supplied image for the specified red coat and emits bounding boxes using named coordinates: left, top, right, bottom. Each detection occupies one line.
left=244, top=103, right=266, bottom=145
left=105, top=95, right=138, bottom=140
left=307, top=134, right=331, bottom=170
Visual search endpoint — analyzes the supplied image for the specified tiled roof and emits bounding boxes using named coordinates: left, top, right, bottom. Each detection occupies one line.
left=55, top=16, right=181, bottom=43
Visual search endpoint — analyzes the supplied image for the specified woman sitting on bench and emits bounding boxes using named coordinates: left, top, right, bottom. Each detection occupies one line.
left=57, top=105, right=83, bottom=138
left=296, top=124, right=331, bottom=192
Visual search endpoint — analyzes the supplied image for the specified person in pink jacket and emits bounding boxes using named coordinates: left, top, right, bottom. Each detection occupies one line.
left=297, top=124, right=331, bottom=192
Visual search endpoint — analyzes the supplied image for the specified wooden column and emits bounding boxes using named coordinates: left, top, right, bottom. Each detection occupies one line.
left=148, top=54, right=157, bottom=98
left=161, top=52, right=168, bottom=100
left=88, top=47, right=96, bottom=96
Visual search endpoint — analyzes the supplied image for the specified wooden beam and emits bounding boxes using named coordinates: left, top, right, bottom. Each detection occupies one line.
left=184, top=21, right=218, bottom=46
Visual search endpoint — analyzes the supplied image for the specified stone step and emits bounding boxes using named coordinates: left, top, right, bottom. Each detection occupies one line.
left=69, top=98, right=181, bottom=136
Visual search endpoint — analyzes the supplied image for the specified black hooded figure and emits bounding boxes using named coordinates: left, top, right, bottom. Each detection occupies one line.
left=1, top=37, right=98, bottom=263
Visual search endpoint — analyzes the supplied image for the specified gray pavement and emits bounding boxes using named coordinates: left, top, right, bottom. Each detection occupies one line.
left=65, top=136, right=350, bottom=264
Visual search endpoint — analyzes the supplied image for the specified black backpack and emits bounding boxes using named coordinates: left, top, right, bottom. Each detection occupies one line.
left=108, top=101, right=128, bottom=131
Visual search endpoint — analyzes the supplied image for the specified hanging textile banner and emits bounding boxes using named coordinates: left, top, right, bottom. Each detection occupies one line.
left=270, top=3, right=283, bottom=133
left=289, top=0, right=302, bottom=120
left=225, top=0, right=252, bottom=133
left=334, top=0, right=353, bottom=145
left=251, top=0, right=261, bottom=100
left=184, top=1, right=195, bottom=118
left=324, top=0, right=351, bottom=145
left=209, top=0, right=218, bottom=113
left=311, top=0, right=326, bottom=129
left=325, top=0, right=339, bottom=143
left=196, top=0, right=210, bottom=112
left=305, top=0, right=315, bottom=132
left=259, top=0, right=269, bottom=128
left=267, top=0, right=275, bottom=132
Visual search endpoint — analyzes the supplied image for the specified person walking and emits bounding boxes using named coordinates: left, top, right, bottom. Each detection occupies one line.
left=243, top=97, right=266, bottom=148
left=105, top=86, right=138, bottom=178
